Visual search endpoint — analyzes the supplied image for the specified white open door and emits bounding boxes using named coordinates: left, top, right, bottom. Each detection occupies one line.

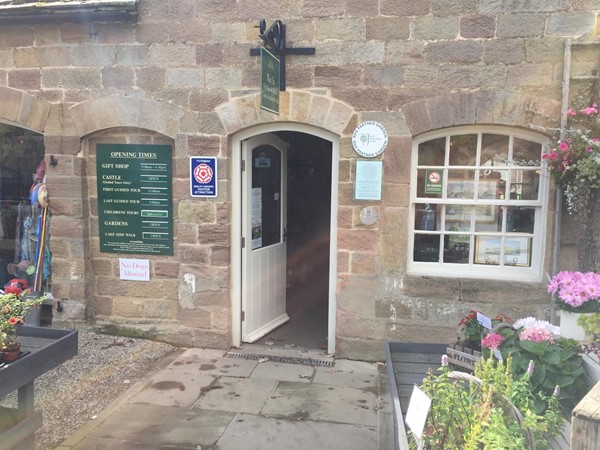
left=241, top=133, right=289, bottom=342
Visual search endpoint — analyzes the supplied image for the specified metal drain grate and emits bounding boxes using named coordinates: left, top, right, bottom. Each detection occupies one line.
left=225, top=351, right=335, bottom=367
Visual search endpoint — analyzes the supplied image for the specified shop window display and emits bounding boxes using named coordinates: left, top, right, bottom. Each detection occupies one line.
left=0, top=124, right=47, bottom=289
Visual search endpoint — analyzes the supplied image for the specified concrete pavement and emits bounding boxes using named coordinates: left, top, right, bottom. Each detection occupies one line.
left=57, top=346, right=394, bottom=449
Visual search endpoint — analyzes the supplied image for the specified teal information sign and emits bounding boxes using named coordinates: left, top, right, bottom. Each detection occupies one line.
left=260, top=46, right=280, bottom=114
left=97, top=144, right=173, bottom=255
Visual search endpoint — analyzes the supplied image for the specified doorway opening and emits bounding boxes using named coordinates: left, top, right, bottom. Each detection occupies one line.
left=254, top=131, right=332, bottom=351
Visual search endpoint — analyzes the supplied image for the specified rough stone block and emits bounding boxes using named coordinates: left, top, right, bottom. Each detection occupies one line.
left=338, top=228, right=379, bottom=253
left=144, top=299, right=177, bottom=319
left=311, top=41, right=351, bottom=66
left=192, top=289, right=228, bottom=307
left=178, top=306, right=212, bottom=328
left=364, top=65, right=404, bottom=88
left=352, top=253, right=378, bottom=274
left=42, top=68, right=101, bottom=89
left=8, top=69, right=40, bottom=90
left=210, top=22, right=246, bottom=43
left=426, top=41, right=483, bottom=64
left=302, top=0, right=344, bottom=17
left=438, top=65, right=506, bottom=89
left=0, top=25, right=34, bottom=47
left=178, top=244, right=210, bottom=265
left=386, top=41, right=426, bottom=65
left=366, top=17, right=410, bottom=41
left=72, top=45, right=116, bottom=67
left=433, top=0, right=479, bottom=15
left=166, top=68, right=205, bottom=88
left=506, top=64, right=554, bottom=87
left=460, top=15, right=496, bottom=38
left=149, top=44, right=196, bottom=67
left=196, top=44, right=224, bottom=66
left=497, top=13, right=546, bottom=37
left=525, top=37, right=565, bottom=64
left=350, top=42, right=385, bottom=64
left=483, top=39, right=525, bottom=64
left=90, top=296, right=113, bottom=316
left=34, top=24, right=60, bottom=46
left=381, top=0, right=431, bottom=15
left=102, top=67, right=134, bottom=89
left=113, top=297, right=144, bottom=318
left=379, top=207, right=408, bottom=272
left=314, top=66, right=362, bottom=88
left=412, top=17, right=459, bottom=40
left=332, top=88, right=387, bottom=112
left=403, top=65, right=438, bottom=88
left=547, top=12, right=596, bottom=36
left=382, top=136, right=412, bottom=183
left=205, top=68, right=242, bottom=89
left=116, top=44, right=149, bottom=66
left=316, top=19, right=364, bottom=41
left=480, top=0, right=568, bottom=13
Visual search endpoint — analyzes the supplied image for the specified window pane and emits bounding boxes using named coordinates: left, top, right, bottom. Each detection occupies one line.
left=474, top=235, right=501, bottom=266
left=513, top=138, right=542, bottom=166
left=506, top=206, right=534, bottom=233
left=449, top=134, right=477, bottom=166
left=504, top=237, right=532, bottom=267
left=509, top=170, right=540, bottom=200
left=418, top=137, right=445, bottom=166
left=474, top=205, right=500, bottom=232
left=478, top=169, right=506, bottom=200
left=444, top=234, right=470, bottom=263
left=415, top=203, right=440, bottom=231
left=252, top=145, right=281, bottom=249
left=447, top=170, right=475, bottom=199
left=481, top=134, right=509, bottom=166
left=416, top=169, right=443, bottom=198
left=445, top=205, right=472, bottom=231
left=414, top=234, right=440, bottom=262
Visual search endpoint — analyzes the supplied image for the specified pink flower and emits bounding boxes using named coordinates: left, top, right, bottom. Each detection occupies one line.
left=482, top=333, right=504, bottom=349
left=559, top=141, right=569, bottom=151
left=549, top=150, right=557, bottom=160
left=519, top=327, right=555, bottom=344
left=548, top=271, right=600, bottom=309
left=582, top=105, right=598, bottom=116
left=567, top=107, right=577, bottom=116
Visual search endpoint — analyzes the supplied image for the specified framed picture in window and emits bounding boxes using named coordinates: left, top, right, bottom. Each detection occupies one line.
left=503, top=237, right=531, bottom=267
left=474, top=236, right=501, bottom=265
left=447, top=179, right=474, bottom=199
left=475, top=236, right=530, bottom=266
left=475, top=204, right=496, bottom=223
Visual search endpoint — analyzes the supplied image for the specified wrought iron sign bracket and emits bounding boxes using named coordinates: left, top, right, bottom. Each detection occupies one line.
left=249, top=19, right=315, bottom=91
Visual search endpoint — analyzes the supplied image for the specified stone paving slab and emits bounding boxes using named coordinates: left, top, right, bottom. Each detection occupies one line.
left=215, top=412, right=378, bottom=450
left=72, top=437, right=160, bottom=449
left=194, top=376, right=277, bottom=414
left=262, top=380, right=379, bottom=426
left=249, top=360, right=315, bottom=382
left=173, top=348, right=259, bottom=378
left=313, top=359, right=380, bottom=388
left=84, top=403, right=235, bottom=448
left=128, top=369, right=215, bottom=407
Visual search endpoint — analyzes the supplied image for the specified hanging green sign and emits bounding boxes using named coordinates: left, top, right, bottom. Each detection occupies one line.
left=97, top=144, right=173, bottom=255
left=260, top=46, right=280, bottom=114
left=424, top=169, right=443, bottom=194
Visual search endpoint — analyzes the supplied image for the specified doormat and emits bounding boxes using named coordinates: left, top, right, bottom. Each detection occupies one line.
left=225, top=351, right=335, bottom=367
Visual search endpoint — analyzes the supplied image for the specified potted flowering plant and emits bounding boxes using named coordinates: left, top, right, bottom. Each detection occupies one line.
left=541, top=101, right=600, bottom=271
left=547, top=271, right=600, bottom=341
left=457, top=310, right=514, bottom=351
left=0, top=292, right=44, bottom=360
left=480, top=317, right=586, bottom=413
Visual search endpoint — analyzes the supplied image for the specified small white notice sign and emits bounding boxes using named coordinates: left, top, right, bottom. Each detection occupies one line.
left=405, top=385, right=431, bottom=441
left=476, top=311, right=493, bottom=330
left=119, top=258, right=150, bottom=281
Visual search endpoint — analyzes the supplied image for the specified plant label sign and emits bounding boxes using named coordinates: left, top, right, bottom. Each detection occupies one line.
left=405, top=384, right=431, bottom=441
left=476, top=311, right=493, bottom=330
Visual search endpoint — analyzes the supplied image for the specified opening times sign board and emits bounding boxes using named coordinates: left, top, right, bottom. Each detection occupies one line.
left=97, top=144, right=173, bottom=255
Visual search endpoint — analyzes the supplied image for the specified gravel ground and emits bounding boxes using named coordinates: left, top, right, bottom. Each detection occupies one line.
left=1, top=329, right=176, bottom=450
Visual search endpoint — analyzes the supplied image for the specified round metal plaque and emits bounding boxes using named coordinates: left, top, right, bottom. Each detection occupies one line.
left=359, top=207, right=378, bottom=225
left=351, top=121, right=389, bottom=158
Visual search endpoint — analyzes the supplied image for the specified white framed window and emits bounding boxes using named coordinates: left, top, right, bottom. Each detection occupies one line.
left=408, top=126, right=549, bottom=282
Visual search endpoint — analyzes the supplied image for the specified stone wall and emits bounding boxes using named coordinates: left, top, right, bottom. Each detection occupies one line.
left=0, top=0, right=597, bottom=358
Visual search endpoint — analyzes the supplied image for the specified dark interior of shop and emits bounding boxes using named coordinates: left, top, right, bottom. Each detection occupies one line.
left=256, top=132, right=332, bottom=350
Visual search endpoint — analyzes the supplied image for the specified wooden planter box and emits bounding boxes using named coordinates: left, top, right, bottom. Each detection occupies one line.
left=0, top=326, right=78, bottom=450
left=385, top=341, right=447, bottom=450
left=385, top=341, right=600, bottom=450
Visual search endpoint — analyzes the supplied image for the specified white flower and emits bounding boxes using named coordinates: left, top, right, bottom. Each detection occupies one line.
left=513, top=317, right=560, bottom=337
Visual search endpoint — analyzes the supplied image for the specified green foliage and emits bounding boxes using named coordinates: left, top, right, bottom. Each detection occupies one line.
left=415, top=356, right=563, bottom=450
left=493, top=331, right=587, bottom=413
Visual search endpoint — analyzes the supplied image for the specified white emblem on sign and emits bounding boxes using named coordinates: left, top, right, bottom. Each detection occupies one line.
left=351, top=121, right=389, bottom=158
left=194, top=163, right=213, bottom=184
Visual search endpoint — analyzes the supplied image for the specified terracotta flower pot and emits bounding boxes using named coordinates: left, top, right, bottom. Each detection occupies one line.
left=1, top=348, right=20, bottom=362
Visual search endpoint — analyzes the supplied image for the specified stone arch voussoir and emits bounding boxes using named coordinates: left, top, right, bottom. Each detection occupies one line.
left=69, top=95, right=185, bottom=138
left=402, top=90, right=562, bottom=137
left=0, top=86, right=52, bottom=133
left=216, top=90, right=355, bottom=136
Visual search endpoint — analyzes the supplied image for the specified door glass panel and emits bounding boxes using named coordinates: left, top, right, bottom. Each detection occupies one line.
left=252, top=145, right=281, bottom=249
left=449, top=134, right=477, bottom=166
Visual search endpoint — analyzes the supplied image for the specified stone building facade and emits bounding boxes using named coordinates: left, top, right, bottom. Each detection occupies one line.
left=0, top=0, right=598, bottom=360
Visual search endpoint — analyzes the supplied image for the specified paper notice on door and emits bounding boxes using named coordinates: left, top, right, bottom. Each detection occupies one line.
left=251, top=188, right=262, bottom=249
